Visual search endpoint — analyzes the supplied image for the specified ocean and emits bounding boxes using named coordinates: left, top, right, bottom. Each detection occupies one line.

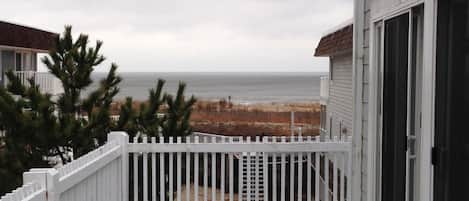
left=88, top=72, right=326, bottom=103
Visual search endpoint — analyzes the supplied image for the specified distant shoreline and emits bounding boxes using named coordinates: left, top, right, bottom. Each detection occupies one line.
left=89, top=72, right=322, bottom=103
left=111, top=99, right=321, bottom=136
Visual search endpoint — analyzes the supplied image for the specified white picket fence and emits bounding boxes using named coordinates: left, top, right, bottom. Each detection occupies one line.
left=0, top=182, right=45, bottom=201
left=0, top=132, right=352, bottom=201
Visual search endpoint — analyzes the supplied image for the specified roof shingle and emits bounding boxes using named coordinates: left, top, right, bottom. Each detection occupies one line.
left=314, top=24, right=353, bottom=57
left=0, top=21, right=57, bottom=51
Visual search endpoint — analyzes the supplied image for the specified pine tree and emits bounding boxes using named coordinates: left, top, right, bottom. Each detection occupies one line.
left=136, top=79, right=166, bottom=137
left=161, top=82, right=197, bottom=138
left=0, top=26, right=196, bottom=195
left=41, top=26, right=122, bottom=158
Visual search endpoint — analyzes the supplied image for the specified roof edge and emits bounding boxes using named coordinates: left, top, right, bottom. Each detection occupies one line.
left=320, top=18, right=353, bottom=38
left=0, top=20, right=58, bottom=35
left=314, top=22, right=353, bottom=57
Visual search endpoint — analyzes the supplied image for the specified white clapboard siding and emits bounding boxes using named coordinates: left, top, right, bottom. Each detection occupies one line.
left=327, top=54, right=354, bottom=140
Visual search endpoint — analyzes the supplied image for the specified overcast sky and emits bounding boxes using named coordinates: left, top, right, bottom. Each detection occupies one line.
left=3, top=0, right=352, bottom=72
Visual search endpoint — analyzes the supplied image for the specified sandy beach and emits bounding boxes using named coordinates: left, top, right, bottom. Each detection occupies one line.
left=111, top=99, right=321, bottom=137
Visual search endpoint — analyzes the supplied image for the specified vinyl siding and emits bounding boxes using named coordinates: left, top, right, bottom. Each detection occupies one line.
left=327, top=53, right=353, bottom=139
left=370, top=0, right=422, bottom=17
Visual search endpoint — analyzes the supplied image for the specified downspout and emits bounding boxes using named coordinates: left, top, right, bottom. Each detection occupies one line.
left=352, top=0, right=365, bottom=201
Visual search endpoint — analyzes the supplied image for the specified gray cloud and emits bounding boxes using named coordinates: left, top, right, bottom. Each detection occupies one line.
left=2, top=0, right=352, bottom=72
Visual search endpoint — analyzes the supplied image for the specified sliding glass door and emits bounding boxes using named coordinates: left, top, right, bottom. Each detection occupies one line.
left=381, top=13, right=409, bottom=201
left=379, top=6, right=423, bottom=201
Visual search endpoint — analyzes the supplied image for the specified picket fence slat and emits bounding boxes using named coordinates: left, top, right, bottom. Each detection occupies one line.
left=333, top=154, right=338, bottom=201
left=177, top=137, right=182, bottom=201
left=152, top=137, right=157, bottom=201
left=290, top=152, right=295, bottom=201
left=159, top=137, right=165, bottom=201
left=204, top=151, right=208, bottom=201
left=307, top=152, right=312, bottom=201
left=186, top=137, right=191, bottom=201
left=298, top=151, right=303, bottom=201
left=133, top=137, right=138, bottom=201
left=325, top=154, right=330, bottom=201
left=220, top=147, right=225, bottom=201
left=280, top=136, right=286, bottom=201
left=194, top=136, right=200, bottom=201
left=272, top=152, right=277, bottom=201
left=143, top=137, right=148, bottom=201
left=211, top=137, right=216, bottom=201
left=340, top=153, right=345, bottom=201
left=263, top=137, right=269, bottom=201
left=169, top=137, right=174, bottom=201
left=228, top=137, right=234, bottom=201
left=238, top=137, right=244, bottom=201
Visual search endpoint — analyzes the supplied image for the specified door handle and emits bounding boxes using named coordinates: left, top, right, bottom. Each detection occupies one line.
left=432, top=146, right=446, bottom=166
left=432, top=147, right=439, bottom=166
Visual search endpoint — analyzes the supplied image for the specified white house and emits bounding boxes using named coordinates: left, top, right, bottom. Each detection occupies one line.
left=0, top=21, right=62, bottom=95
left=351, top=0, right=466, bottom=201
left=314, top=22, right=353, bottom=141
left=315, top=0, right=466, bottom=200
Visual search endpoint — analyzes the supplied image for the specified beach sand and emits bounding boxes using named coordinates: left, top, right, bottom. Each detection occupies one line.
left=111, top=99, right=321, bottom=137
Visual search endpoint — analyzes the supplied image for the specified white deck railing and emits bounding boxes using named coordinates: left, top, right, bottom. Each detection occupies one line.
left=4, top=71, right=63, bottom=95
left=0, top=132, right=352, bottom=201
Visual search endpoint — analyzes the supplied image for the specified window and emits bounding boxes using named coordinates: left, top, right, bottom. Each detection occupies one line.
left=15, top=53, right=22, bottom=71
left=22, top=53, right=31, bottom=70
left=14, top=52, right=35, bottom=71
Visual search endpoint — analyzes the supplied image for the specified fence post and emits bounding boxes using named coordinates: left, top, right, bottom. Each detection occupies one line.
left=23, top=170, right=47, bottom=189
left=23, top=169, right=51, bottom=201
left=24, top=168, right=59, bottom=201
left=108, top=131, right=129, bottom=201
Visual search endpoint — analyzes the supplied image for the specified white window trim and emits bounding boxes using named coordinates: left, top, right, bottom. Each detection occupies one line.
left=419, top=1, right=437, bottom=201
left=367, top=18, right=385, bottom=201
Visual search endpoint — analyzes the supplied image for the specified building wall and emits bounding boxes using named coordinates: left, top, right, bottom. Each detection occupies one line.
left=326, top=53, right=353, bottom=139
left=370, top=0, right=421, bottom=17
